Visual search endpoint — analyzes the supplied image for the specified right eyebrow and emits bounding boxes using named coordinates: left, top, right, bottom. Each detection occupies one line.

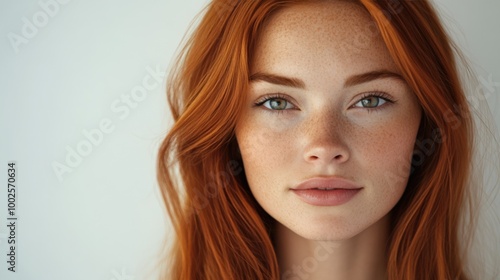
left=249, top=72, right=306, bottom=89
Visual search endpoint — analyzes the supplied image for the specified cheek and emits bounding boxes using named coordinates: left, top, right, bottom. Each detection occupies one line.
left=355, top=117, right=420, bottom=195
left=236, top=120, right=291, bottom=181
left=365, top=128, right=416, bottom=166
left=236, top=107, right=301, bottom=159
left=235, top=115, right=304, bottom=205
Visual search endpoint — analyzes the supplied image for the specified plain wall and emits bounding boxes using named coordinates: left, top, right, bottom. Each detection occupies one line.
left=0, top=1, right=498, bottom=279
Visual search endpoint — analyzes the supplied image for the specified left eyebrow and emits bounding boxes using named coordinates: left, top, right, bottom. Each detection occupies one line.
left=343, top=70, right=405, bottom=88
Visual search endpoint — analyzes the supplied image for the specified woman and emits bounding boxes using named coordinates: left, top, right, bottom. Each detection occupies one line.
left=157, top=0, right=499, bottom=279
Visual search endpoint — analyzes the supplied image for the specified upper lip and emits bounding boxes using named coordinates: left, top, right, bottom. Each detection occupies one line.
left=291, top=177, right=363, bottom=190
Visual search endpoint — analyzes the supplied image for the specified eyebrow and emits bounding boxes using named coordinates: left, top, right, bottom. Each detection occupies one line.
left=343, top=70, right=405, bottom=87
left=249, top=70, right=404, bottom=89
left=249, top=72, right=306, bottom=89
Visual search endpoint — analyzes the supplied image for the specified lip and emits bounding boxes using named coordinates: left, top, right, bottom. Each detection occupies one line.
left=291, top=177, right=363, bottom=206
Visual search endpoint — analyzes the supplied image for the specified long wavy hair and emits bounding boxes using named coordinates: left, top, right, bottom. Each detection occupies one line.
left=156, top=0, right=489, bottom=279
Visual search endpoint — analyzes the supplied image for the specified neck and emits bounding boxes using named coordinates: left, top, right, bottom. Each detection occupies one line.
left=274, top=215, right=390, bottom=280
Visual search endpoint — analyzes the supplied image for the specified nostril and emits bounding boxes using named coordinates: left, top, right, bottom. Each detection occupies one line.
left=309, top=155, right=319, bottom=160
left=304, top=146, right=349, bottom=164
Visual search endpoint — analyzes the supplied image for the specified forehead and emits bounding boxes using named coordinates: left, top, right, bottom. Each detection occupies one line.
left=251, top=1, right=399, bottom=80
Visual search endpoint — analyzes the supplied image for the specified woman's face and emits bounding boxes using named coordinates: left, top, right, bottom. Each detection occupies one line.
left=235, top=1, right=422, bottom=240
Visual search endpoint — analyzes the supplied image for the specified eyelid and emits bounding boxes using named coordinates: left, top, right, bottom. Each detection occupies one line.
left=254, top=93, right=298, bottom=109
left=253, top=91, right=395, bottom=110
left=351, top=91, right=396, bottom=108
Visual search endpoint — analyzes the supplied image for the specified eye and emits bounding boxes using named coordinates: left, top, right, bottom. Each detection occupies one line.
left=264, top=98, right=292, bottom=110
left=255, top=95, right=296, bottom=111
left=356, top=96, right=386, bottom=108
left=353, top=93, right=393, bottom=109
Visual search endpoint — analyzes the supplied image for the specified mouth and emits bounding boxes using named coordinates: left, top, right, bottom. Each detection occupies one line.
left=291, top=177, right=363, bottom=206
left=292, top=176, right=362, bottom=190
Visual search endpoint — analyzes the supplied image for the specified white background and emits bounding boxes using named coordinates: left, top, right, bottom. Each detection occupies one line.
left=0, top=1, right=499, bottom=279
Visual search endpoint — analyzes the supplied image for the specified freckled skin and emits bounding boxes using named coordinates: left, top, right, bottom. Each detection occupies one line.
left=235, top=1, right=421, bottom=242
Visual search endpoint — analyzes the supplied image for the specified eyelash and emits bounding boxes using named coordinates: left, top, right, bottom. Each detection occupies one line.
left=254, top=92, right=396, bottom=113
left=352, top=91, right=396, bottom=112
left=254, top=93, right=296, bottom=114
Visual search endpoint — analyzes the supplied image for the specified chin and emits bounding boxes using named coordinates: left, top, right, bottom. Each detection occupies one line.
left=279, top=213, right=391, bottom=243
left=281, top=218, right=367, bottom=242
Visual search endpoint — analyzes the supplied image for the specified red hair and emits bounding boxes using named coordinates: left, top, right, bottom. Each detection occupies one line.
left=157, top=0, right=478, bottom=279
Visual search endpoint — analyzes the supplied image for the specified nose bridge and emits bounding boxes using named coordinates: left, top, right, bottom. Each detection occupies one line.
left=301, top=108, right=349, bottom=164
left=306, top=108, right=344, bottom=142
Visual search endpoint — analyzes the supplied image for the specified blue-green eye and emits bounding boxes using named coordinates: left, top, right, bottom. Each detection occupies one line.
left=255, top=95, right=296, bottom=111
left=263, top=98, right=293, bottom=110
left=353, top=93, right=393, bottom=109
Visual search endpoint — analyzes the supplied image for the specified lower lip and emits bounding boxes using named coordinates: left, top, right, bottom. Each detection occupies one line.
left=291, top=188, right=362, bottom=206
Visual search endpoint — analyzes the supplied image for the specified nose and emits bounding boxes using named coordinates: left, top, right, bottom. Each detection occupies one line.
left=302, top=113, right=350, bottom=165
